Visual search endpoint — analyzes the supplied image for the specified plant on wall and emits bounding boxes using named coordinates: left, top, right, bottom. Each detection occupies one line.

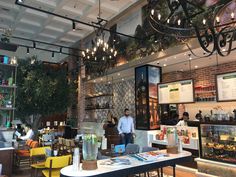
left=16, top=56, right=70, bottom=130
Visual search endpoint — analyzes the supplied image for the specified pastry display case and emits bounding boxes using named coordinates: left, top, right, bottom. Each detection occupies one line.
left=199, top=122, right=236, bottom=164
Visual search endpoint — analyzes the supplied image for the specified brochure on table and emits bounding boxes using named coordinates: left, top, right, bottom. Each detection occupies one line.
left=158, top=79, right=194, bottom=104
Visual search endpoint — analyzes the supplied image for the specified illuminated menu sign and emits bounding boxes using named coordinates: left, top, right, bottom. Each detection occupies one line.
left=158, top=79, right=194, bottom=104
left=217, top=72, right=236, bottom=101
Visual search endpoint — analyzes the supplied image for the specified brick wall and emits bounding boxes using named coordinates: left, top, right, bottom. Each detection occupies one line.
left=163, top=61, right=236, bottom=87
left=163, top=61, right=236, bottom=119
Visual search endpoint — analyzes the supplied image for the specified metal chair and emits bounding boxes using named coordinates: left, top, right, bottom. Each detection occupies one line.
left=41, top=134, right=54, bottom=146
left=125, top=143, right=140, bottom=154
left=30, top=146, right=51, bottom=177
left=42, top=155, right=71, bottom=177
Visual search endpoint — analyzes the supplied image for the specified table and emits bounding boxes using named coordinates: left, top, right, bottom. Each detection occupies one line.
left=60, top=150, right=191, bottom=177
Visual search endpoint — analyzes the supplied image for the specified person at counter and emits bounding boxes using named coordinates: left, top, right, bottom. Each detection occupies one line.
left=117, top=108, right=135, bottom=146
left=18, top=124, right=34, bottom=140
left=176, top=112, right=189, bottom=126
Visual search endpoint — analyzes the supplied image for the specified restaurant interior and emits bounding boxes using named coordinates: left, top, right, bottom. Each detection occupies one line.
left=0, top=0, right=236, bottom=177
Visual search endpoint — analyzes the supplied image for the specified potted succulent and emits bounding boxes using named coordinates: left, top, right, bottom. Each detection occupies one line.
left=82, top=133, right=98, bottom=170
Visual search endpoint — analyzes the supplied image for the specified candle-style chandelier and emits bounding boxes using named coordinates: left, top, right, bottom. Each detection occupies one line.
left=81, top=0, right=118, bottom=76
left=81, top=38, right=117, bottom=61
left=148, top=0, right=236, bottom=57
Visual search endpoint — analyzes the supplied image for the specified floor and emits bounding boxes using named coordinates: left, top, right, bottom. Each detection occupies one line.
left=12, top=166, right=197, bottom=177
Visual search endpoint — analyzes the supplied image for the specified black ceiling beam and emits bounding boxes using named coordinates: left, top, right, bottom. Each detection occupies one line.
left=16, top=43, right=81, bottom=58
left=15, top=0, right=141, bottom=40
left=7, top=35, right=83, bottom=52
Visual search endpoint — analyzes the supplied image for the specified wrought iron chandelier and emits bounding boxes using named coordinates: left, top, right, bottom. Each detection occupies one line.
left=148, top=0, right=236, bottom=57
left=81, top=0, right=118, bottom=76
left=81, top=38, right=117, bottom=61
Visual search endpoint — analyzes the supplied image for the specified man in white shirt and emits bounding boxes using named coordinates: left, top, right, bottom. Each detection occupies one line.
left=19, top=124, right=34, bottom=140
left=176, top=112, right=189, bottom=126
left=117, top=108, right=135, bottom=146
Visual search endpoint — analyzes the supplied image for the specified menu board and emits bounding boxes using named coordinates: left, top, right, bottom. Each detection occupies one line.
left=216, top=72, right=236, bottom=101
left=158, top=79, right=194, bottom=104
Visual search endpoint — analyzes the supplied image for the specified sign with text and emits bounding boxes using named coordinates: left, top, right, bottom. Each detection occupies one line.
left=158, top=79, right=194, bottom=104
left=216, top=72, right=236, bottom=101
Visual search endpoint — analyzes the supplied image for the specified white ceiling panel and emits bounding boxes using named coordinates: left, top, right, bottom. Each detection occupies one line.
left=0, top=0, right=140, bottom=62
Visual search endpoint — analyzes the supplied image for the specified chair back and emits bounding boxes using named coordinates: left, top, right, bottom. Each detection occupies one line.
left=125, top=143, right=140, bottom=154
left=45, top=155, right=71, bottom=169
left=30, top=141, right=39, bottom=148
left=58, top=137, right=65, bottom=145
left=26, top=139, right=33, bottom=146
left=42, top=134, right=53, bottom=142
left=65, top=139, right=70, bottom=146
left=142, top=146, right=158, bottom=153
left=30, top=146, right=51, bottom=157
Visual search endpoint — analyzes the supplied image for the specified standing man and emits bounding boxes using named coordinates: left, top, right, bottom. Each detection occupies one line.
left=117, top=108, right=135, bottom=146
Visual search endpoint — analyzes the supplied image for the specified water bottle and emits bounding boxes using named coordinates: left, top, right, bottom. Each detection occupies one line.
left=73, top=148, right=80, bottom=171
left=178, top=137, right=183, bottom=153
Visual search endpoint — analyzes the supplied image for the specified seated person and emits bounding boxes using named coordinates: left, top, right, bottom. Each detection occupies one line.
left=18, top=124, right=34, bottom=140
left=13, top=124, right=24, bottom=139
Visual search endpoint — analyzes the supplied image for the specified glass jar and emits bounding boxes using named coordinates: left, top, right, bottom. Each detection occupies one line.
left=166, top=127, right=177, bottom=146
left=82, top=133, right=98, bottom=161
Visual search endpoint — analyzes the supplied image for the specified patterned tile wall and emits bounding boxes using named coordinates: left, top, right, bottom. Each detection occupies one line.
left=85, top=78, right=135, bottom=122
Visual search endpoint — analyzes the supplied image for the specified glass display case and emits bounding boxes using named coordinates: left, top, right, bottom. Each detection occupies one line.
left=199, top=123, right=236, bottom=164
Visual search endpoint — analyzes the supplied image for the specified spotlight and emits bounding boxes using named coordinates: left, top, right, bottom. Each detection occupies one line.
left=72, top=21, right=76, bottom=31
left=17, top=0, right=23, bottom=3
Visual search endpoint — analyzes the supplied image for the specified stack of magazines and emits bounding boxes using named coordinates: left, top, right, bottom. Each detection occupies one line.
left=130, top=151, right=167, bottom=162
left=100, top=158, right=131, bottom=165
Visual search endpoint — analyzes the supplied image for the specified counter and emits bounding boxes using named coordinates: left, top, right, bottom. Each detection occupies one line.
left=0, top=147, right=14, bottom=177
left=195, top=158, right=236, bottom=177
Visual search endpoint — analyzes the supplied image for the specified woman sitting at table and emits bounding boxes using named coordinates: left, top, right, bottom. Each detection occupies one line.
left=18, top=124, right=34, bottom=140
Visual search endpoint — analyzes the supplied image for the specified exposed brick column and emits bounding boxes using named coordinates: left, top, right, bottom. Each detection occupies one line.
left=77, top=71, right=85, bottom=129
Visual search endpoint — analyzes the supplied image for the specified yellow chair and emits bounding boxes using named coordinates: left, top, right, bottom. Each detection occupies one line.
left=42, top=155, right=71, bottom=177
left=30, top=146, right=51, bottom=177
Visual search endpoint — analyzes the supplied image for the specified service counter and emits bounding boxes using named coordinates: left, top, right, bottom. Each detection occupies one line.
left=0, top=128, right=14, bottom=177
left=0, top=147, right=14, bottom=177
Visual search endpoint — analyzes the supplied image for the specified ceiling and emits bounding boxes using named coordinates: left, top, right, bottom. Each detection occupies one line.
left=0, top=0, right=138, bottom=61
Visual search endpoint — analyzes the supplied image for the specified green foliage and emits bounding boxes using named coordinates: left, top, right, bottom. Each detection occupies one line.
left=16, top=56, right=69, bottom=121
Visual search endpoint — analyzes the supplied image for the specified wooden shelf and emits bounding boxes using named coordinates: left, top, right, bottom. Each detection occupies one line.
left=195, top=90, right=216, bottom=94
left=0, top=85, right=17, bottom=89
left=85, top=94, right=113, bottom=99
left=85, top=107, right=114, bottom=111
left=0, top=107, right=16, bottom=111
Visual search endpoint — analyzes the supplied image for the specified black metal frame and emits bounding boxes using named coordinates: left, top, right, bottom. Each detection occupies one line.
left=157, top=79, right=195, bottom=105
left=148, top=0, right=236, bottom=57
left=215, top=71, right=236, bottom=102
left=198, top=122, right=236, bottom=165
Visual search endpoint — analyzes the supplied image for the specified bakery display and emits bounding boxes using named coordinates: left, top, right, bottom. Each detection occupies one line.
left=200, top=123, right=236, bottom=164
